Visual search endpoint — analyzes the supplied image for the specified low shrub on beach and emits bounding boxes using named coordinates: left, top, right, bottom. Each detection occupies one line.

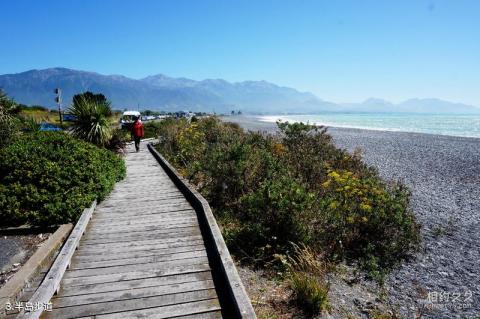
left=154, top=117, right=420, bottom=275
left=0, top=132, right=125, bottom=227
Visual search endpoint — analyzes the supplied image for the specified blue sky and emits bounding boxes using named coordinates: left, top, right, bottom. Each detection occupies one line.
left=1, top=0, right=479, bottom=106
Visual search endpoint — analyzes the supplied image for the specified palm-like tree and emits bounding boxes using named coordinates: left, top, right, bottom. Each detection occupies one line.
left=0, top=90, right=19, bottom=147
left=68, top=95, right=113, bottom=146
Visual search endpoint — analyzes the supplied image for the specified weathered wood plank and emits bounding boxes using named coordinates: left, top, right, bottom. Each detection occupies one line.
left=94, top=202, right=193, bottom=214
left=71, top=244, right=207, bottom=263
left=80, top=227, right=201, bottom=245
left=100, top=196, right=188, bottom=207
left=86, top=215, right=198, bottom=228
left=61, top=263, right=212, bottom=287
left=57, top=271, right=213, bottom=297
left=75, top=237, right=205, bottom=256
left=95, top=298, right=221, bottom=319
left=50, top=282, right=216, bottom=310
left=90, top=211, right=197, bottom=226
left=81, top=225, right=200, bottom=242
left=63, top=256, right=209, bottom=279
left=70, top=250, right=208, bottom=270
left=44, top=291, right=220, bottom=318
left=79, top=233, right=201, bottom=250
left=84, top=221, right=199, bottom=236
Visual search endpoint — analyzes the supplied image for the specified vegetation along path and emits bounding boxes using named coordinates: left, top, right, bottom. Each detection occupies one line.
left=21, top=140, right=254, bottom=319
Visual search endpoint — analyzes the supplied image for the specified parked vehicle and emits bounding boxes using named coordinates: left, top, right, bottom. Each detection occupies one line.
left=39, top=122, right=62, bottom=131
left=62, top=114, right=77, bottom=122
left=120, top=111, right=141, bottom=129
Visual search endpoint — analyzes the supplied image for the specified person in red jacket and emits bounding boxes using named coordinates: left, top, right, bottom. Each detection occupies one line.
left=131, top=117, right=144, bottom=152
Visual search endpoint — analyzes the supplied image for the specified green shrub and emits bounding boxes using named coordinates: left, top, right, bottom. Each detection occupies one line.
left=154, top=117, right=420, bottom=274
left=142, top=121, right=164, bottom=139
left=0, top=132, right=125, bottom=227
left=317, top=169, right=420, bottom=270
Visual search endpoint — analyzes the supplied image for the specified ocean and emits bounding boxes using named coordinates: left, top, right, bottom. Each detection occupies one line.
left=259, top=113, right=480, bottom=139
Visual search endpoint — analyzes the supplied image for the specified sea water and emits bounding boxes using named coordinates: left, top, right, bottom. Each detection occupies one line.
left=259, top=113, right=480, bottom=138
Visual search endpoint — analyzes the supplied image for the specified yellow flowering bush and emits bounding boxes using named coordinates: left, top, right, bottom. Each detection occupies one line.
left=318, top=169, right=420, bottom=273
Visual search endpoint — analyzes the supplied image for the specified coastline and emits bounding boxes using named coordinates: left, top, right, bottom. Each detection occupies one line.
left=256, top=113, right=480, bottom=139
left=222, top=115, right=480, bottom=318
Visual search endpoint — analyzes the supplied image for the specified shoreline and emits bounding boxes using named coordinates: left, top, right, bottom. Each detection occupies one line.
left=222, top=115, right=480, bottom=318
left=242, top=114, right=480, bottom=140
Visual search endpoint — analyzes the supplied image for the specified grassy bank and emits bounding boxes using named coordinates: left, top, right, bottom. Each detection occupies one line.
left=154, top=117, right=420, bottom=316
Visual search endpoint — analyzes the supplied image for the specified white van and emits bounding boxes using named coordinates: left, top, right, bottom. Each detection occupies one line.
left=120, top=111, right=141, bottom=129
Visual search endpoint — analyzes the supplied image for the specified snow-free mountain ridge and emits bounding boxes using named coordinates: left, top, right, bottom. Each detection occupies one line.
left=1, top=68, right=479, bottom=114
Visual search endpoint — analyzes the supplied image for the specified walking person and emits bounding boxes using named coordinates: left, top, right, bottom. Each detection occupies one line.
left=131, top=116, right=144, bottom=152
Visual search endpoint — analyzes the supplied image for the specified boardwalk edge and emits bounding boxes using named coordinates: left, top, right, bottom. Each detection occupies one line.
left=148, top=143, right=257, bottom=319
left=16, top=201, right=97, bottom=319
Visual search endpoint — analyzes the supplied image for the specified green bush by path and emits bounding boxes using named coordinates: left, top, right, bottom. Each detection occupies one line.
left=0, top=132, right=125, bottom=227
left=154, top=117, right=420, bottom=274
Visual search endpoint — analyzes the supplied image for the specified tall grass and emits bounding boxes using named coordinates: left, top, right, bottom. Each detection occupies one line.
left=288, top=245, right=330, bottom=315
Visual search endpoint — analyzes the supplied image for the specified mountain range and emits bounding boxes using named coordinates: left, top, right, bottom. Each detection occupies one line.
left=1, top=68, right=479, bottom=114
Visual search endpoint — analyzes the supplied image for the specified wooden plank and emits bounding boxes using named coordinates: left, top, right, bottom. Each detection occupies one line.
left=100, top=196, right=188, bottom=206
left=57, top=271, right=213, bottom=297
left=79, top=233, right=202, bottom=250
left=94, top=202, right=193, bottom=214
left=92, top=210, right=196, bottom=221
left=172, top=311, right=223, bottom=319
left=72, top=311, right=223, bottom=319
left=92, top=209, right=195, bottom=220
left=70, top=250, right=208, bottom=270
left=80, top=227, right=201, bottom=245
left=71, top=244, right=207, bottom=263
left=87, top=221, right=198, bottom=234
left=16, top=201, right=97, bottom=319
left=81, top=226, right=200, bottom=242
left=75, top=237, right=204, bottom=255
left=90, top=209, right=196, bottom=223
left=103, top=193, right=185, bottom=201
left=86, top=215, right=198, bottom=228
left=51, top=281, right=216, bottom=309
left=61, top=263, right=212, bottom=287
left=107, top=189, right=182, bottom=197
left=63, top=256, right=209, bottom=279
left=84, top=222, right=199, bottom=236
left=95, top=298, right=221, bottom=319
left=78, top=233, right=202, bottom=249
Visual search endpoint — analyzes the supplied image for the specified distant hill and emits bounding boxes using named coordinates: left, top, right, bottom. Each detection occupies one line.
left=0, top=68, right=334, bottom=113
left=1, top=68, right=479, bottom=114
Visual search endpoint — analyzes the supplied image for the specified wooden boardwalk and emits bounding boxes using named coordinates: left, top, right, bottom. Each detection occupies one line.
left=30, top=141, right=253, bottom=319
